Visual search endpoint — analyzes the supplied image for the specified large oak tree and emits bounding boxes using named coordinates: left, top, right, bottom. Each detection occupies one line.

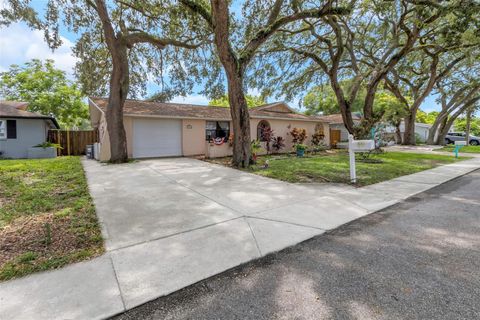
left=179, top=0, right=348, bottom=167
left=255, top=0, right=476, bottom=139
left=2, top=0, right=206, bottom=162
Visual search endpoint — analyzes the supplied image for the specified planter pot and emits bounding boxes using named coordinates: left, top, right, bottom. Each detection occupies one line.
left=27, top=147, right=57, bottom=159
left=296, top=149, right=305, bottom=157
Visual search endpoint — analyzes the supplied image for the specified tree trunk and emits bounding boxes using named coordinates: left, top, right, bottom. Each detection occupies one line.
left=395, top=123, right=402, bottom=144
left=94, top=0, right=129, bottom=163
left=402, top=110, right=417, bottom=145
left=437, top=117, right=456, bottom=146
left=106, top=41, right=129, bottom=163
left=210, top=0, right=252, bottom=167
left=435, top=116, right=448, bottom=145
left=427, top=111, right=447, bottom=145
left=226, top=73, right=251, bottom=167
left=465, top=107, right=472, bottom=145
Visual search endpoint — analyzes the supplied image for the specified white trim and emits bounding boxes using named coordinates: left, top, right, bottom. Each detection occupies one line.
left=88, top=98, right=105, bottom=114
left=250, top=115, right=326, bottom=123
left=0, top=119, right=6, bottom=140
left=253, top=102, right=296, bottom=113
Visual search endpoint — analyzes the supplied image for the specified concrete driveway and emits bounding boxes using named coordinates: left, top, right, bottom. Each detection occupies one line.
left=82, top=157, right=340, bottom=252
left=82, top=157, right=358, bottom=310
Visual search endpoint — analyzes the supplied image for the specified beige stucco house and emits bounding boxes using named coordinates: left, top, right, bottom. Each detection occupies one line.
left=89, top=97, right=332, bottom=161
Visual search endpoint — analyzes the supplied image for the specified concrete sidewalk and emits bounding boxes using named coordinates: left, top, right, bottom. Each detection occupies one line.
left=1, top=157, right=479, bottom=320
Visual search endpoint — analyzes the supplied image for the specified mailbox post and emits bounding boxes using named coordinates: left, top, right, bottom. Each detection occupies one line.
left=454, top=140, right=467, bottom=158
left=348, top=134, right=375, bottom=183
left=348, top=135, right=357, bottom=183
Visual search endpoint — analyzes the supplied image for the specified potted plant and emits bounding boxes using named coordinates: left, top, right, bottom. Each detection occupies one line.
left=294, top=143, right=307, bottom=157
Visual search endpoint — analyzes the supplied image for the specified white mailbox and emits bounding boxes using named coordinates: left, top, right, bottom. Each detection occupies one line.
left=455, top=140, right=467, bottom=146
left=350, top=139, right=375, bottom=152
left=348, top=135, right=376, bottom=183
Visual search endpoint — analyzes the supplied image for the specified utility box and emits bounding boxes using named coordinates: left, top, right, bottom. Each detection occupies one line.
left=86, top=144, right=94, bottom=159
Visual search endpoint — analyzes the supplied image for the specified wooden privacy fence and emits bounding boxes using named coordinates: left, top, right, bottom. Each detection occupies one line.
left=47, top=129, right=98, bottom=156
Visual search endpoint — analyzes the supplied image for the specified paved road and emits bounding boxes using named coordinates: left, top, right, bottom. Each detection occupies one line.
left=113, top=170, right=480, bottom=320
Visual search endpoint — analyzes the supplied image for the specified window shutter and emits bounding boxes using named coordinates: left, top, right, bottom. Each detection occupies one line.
left=7, top=120, right=17, bottom=139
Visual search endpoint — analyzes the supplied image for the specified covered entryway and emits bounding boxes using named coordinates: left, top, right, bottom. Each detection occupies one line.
left=330, top=129, right=341, bottom=147
left=132, top=118, right=182, bottom=158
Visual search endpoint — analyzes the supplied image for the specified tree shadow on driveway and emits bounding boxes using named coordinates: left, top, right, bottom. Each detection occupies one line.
left=112, top=171, right=480, bottom=320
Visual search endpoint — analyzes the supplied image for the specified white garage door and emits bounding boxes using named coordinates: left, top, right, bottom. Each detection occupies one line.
left=133, top=118, right=182, bottom=158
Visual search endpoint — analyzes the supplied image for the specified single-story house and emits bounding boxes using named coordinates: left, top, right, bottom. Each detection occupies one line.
left=319, top=113, right=433, bottom=144
left=0, top=101, right=60, bottom=159
left=88, top=97, right=331, bottom=161
left=383, top=121, right=432, bottom=143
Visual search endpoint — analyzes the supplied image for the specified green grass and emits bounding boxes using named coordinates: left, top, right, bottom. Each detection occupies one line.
left=240, top=151, right=468, bottom=186
left=437, top=145, right=480, bottom=153
left=0, top=157, right=104, bottom=281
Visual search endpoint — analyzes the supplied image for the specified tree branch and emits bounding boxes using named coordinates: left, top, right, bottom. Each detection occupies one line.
left=125, top=31, right=202, bottom=49
left=179, top=0, right=213, bottom=28
left=239, top=1, right=350, bottom=66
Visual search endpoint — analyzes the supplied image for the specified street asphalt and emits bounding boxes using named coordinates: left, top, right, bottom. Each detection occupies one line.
left=112, top=170, right=480, bottom=320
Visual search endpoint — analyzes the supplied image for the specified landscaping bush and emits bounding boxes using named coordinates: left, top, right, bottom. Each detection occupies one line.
left=33, top=142, right=62, bottom=149
left=250, top=139, right=262, bottom=164
left=261, top=127, right=275, bottom=154
left=289, top=127, right=307, bottom=144
left=415, top=133, right=423, bottom=145
left=311, top=130, right=325, bottom=146
left=272, top=136, right=285, bottom=153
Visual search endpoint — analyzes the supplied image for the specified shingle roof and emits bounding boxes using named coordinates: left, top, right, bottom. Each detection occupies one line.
left=0, top=101, right=60, bottom=128
left=316, top=113, right=362, bottom=124
left=90, top=98, right=327, bottom=122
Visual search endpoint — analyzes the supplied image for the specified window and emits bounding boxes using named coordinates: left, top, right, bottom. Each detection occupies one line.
left=206, top=121, right=230, bottom=141
left=0, top=120, right=5, bottom=140
left=257, top=120, right=271, bottom=141
left=7, top=120, right=17, bottom=139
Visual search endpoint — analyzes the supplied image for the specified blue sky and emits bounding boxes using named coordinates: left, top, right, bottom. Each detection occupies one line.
left=0, top=0, right=441, bottom=112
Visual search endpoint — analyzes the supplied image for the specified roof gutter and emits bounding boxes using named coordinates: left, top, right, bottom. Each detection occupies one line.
left=0, top=115, right=60, bottom=129
left=123, top=113, right=328, bottom=123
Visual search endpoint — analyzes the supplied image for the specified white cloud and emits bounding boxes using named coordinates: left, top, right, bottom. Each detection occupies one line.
left=0, top=22, right=77, bottom=76
left=171, top=94, right=210, bottom=105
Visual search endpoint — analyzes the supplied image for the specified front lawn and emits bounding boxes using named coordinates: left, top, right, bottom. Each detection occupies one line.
left=437, top=145, right=480, bottom=153
left=209, top=151, right=468, bottom=186
left=0, top=157, right=103, bottom=281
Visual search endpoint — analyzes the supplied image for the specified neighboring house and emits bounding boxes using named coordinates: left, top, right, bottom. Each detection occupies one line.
left=0, top=101, right=60, bottom=158
left=88, top=98, right=331, bottom=161
left=318, top=113, right=432, bottom=144
left=384, top=121, right=432, bottom=143
left=316, top=113, right=362, bottom=145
